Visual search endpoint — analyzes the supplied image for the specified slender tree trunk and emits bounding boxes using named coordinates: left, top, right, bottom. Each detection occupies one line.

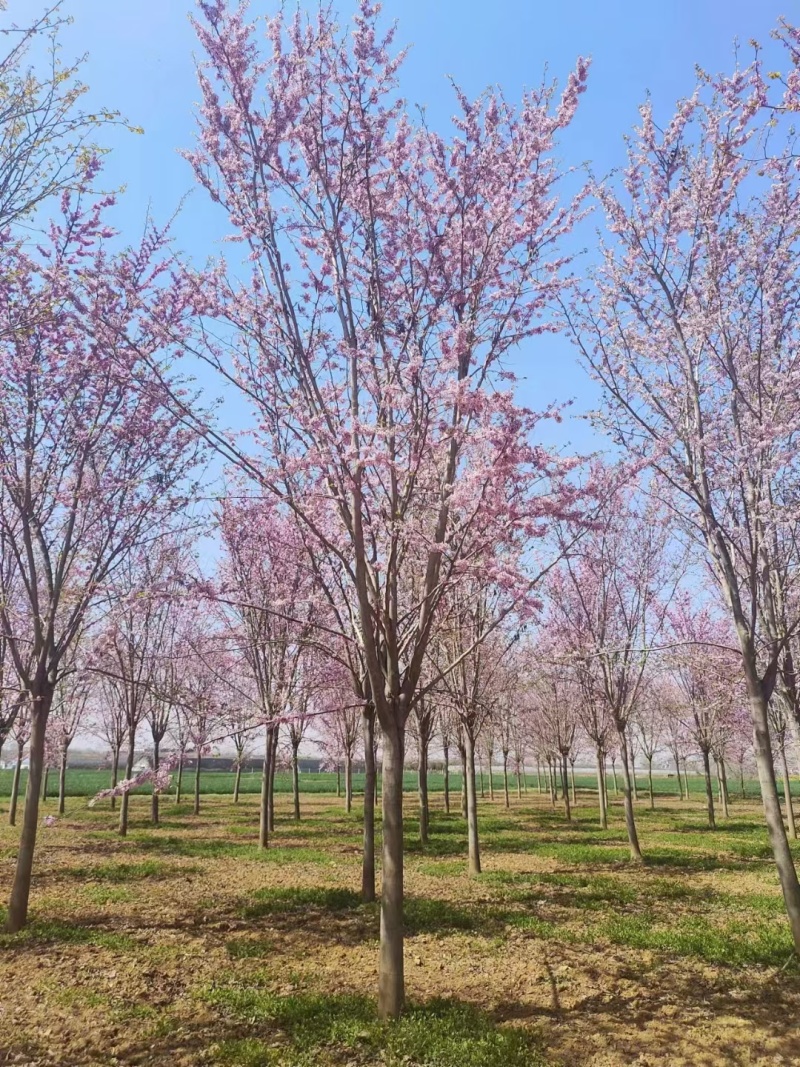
left=175, top=755, right=184, bottom=805
left=611, top=758, right=619, bottom=796
left=418, top=739, right=429, bottom=844
left=442, top=740, right=450, bottom=814
left=522, top=760, right=528, bottom=793
left=118, top=740, right=135, bottom=837
left=7, top=694, right=53, bottom=932
left=595, top=747, right=607, bottom=829
left=362, top=707, right=376, bottom=903
left=267, top=727, right=278, bottom=833
left=780, top=743, right=797, bottom=841
left=536, top=759, right=542, bottom=794
left=378, top=720, right=404, bottom=1020
left=719, top=757, right=731, bottom=815
left=487, top=750, right=494, bottom=801
left=561, top=752, right=571, bottom=823
left=464, top=730, right=481, bottom=875
left=345, top=751, right=353, bottom=814
left=292, top=745, right=301, bottom=821
left=9, top=741, right=23, bottom=827
left=151, top=737, right=161, bottom=826
left=233, top=762, right=242, bottom=804
left=672, top=750, right=684, bottom=800
left=701, top=747, right=716, bottom=830
left=617, top=726, right=643, bottom=861
left=479, top=758, right=485, bottom=800
left=746, top=672, right=800, bottom=953
left=502, top=753, right=510, bottom=808
left=193, top=751, right=202, bottom=816
left=739, top=763, right=746, bottom=800
left=683, top=758, right=691, bottom=801
left=259, top=727, right=272, bottom=849
left=459, top=746, right=467, bottom=819
left=548, top=758, right=557, bottom=806
left=517, top=761, right=523, bottom=799
left=629, top=740, right=638, bottom=802
left=647, top=756, right=655, bottom=811
left=336, top=763, right=341, bottom=798
left=41, top=766, right=49, bottom=803
left=111, top=745, right=120, bottom=812
left=570, top=762, right=577, bottom=806
left=57, top=749, right=67, bottom=816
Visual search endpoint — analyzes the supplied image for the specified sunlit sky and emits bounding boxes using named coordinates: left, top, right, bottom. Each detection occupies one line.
left=35, top=0, right=790, bottom=459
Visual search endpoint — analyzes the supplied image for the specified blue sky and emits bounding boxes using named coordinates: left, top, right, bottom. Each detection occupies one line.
left=36, top=0, right=794, bottom=455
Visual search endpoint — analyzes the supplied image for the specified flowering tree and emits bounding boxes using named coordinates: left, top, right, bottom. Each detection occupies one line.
left=0, top=183, right=199, bottom=931
left=218, top=494, right=316, bottom=846
left=186, top=0, right=588, bottom=1016
left=50, top=669, right=92, bottom=816
left=666, top=599, right=740, bottom=828
left=566, top=35, right=800, bottom=947
left=548, top=485, right=677, bottom=858
left=92, top=678, right=128, bottom=812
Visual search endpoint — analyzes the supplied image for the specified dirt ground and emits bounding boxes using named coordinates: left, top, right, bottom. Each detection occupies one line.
left=0, top=790, right=799, bottom=1066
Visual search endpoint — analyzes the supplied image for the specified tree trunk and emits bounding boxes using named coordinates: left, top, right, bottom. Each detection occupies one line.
left=595, top=747, right=607, bottom=829
left=7, top=694, right=53, bottom=932
left=345, top=751, right=353, bottom=814
left=617, top=726, right=643, bottom=861
left=464, top=730, right=481, bottom=875
left=9, top=740, right=23, bottom=827
left=41, top=766, right=49, bottom=803
left=193, top=751, right=202, bottom=816
left=629, top=740, right=638, bottom=802
left=442, top=740, right=450, bottom=814
left=418, top=739, right=429, bottom=845
left=536, top=760, right=542, bottom=794
left=647, top=757, right=655, bottom=811
left=111, top=745, right=120, bottom=812
left=459, top=746, right=467, bottom=819
left=672, top=750, right=684, bottom=799
left=611, top=758, right=619, bottom=796
left=516, top=762, right=523, bottom=800
left=719, top=757, right=731, bottom=815
left=378, top=721, right=405, bottom=1020
left=259, top=727, right=272, bottom=850
left=570, top=762, right=577, bottom=806
left=742, top=662, right=800, bottom=953
left=291, top=746, right=301, bottom=820
left=548, top=758, right=557, bottom=806
left=502, top=753, right=510, bottom=808
left=701, top=747, right=716, bottom=829
left=561, top=752, right=571, bottom=822
left=487, top=750, right=494, bottom=801
left=683, top=758, right=691, bottom=801
left=233, top=762, right=242, bottom=804
left=479, top=759, right=485, bottom=800
left=175, top=755, right=184, bottom=805
left=336, top=763, right=341, bottom=798
left=267, top=726, right=279, bottom=833
left=780, top=743, right=797, bottom=841
left=522, top=760, right=528, bottom=793
left=740, top=763, right=746, bottom=800
left=151, top=737, right=161, bottom=826
left=362, top=707, right=376, bottom=903
left=118, top=740, right=135, bottom=837
left=57, top=749, right=67, bottom=816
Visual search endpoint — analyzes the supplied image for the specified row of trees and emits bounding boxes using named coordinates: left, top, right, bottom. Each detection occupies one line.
left=5, top=0, right=800, bottom=1020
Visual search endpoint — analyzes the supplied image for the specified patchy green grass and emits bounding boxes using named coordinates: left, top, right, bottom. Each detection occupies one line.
left=0, top=918, right=136, bottom=951
left=204, top=985, right=544, bottom=1067
left=2, top=788, right=800, bottom=1067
